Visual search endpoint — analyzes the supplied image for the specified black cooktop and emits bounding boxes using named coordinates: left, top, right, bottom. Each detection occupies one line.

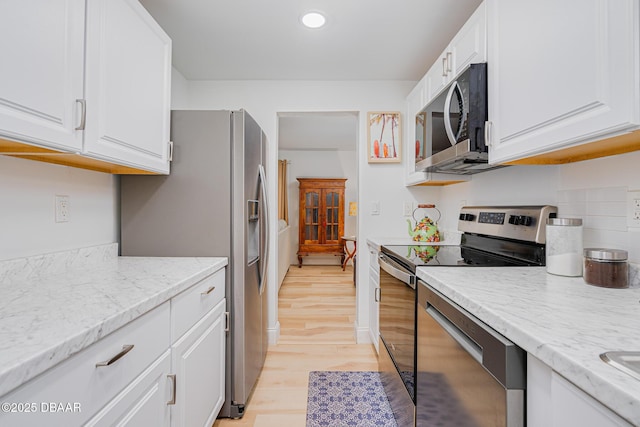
left=381, top=244, right=538, bottom=273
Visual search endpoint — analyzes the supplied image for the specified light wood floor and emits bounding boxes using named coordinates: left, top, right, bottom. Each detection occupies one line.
left=213, top=265, right=379, bottom=427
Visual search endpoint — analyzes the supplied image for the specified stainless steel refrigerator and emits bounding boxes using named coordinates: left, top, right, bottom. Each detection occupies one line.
left=120, top=110, right=270, bottom=419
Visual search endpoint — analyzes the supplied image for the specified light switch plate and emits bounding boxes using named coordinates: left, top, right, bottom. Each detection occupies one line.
left=371, top=201, right=380, bottom=215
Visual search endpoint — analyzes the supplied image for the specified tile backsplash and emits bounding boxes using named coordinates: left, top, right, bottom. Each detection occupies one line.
left=558, top=186, right=639, bottom=287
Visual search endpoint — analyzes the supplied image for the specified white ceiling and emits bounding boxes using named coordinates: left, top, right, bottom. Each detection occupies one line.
left=139, top=0, right=483, bottom=81
left=139, top=0, right=483, bottom=150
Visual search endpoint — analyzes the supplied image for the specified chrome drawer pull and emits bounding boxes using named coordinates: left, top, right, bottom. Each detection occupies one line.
left=201, top=286, right=216, bottom=296
left=167, top=374, right=177, bottom=405
left=95, top=344, right=134, bottom=367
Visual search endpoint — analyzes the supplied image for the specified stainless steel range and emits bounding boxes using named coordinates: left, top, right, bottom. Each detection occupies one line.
left=378, top=205, right=557, bottom=427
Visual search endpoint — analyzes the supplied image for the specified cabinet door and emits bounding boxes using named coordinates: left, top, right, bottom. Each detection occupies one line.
left=405, top=81, right=429, bottom=185
left=425, top=55, right=448, bottom=104
left=322, top=188, right=343, bottom=244
left=171, top=299, right=226, bottom=427
left=487, top=0, right=640, bottom=164
left=450, top=1, right=487, bottom=77
left=84, top=0, right=172, bottom=174
left=0, top=0, right=84, bottom=152
left=302, top=189, right=321, bottom=244
left=84, top=350, right=171, bottom=427
left=368, top=248, right=380, bottom=354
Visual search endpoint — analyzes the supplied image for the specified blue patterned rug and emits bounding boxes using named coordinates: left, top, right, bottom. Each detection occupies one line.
left=306, top=371, right=397, bottom=427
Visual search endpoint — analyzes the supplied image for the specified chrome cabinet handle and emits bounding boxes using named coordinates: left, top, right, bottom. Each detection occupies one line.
left=201, top=286, right=216, bottom=295
left=95, top=345, right=134, bottom=367
left=442, top=57, right=448, bottom=77
left=168, top=141, right=174, bottom=161
left=224, top=311, right=230, bottom=332
left=446, top=51, right=453, bottom=73
left=75, top=99, right=86, bottom=131
left=484, top=120, right=493, bottom=148
left=167, top=374, right=177, bottom=405
left=374, top=287, right=381, bottom=302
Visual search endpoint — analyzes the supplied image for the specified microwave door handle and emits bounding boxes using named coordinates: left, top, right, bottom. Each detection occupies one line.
left=443, top=80, right=462, bottom=145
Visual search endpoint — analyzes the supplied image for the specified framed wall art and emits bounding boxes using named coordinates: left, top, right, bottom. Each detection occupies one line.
left=367, top=112, right=402, bottom=163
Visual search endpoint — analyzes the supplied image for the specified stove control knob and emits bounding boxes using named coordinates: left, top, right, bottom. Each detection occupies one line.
left=508, top=215, right=518, bottom=225
left=459, top=213, right=475, bottom=222
left=520, top=215, right=533, bottom=226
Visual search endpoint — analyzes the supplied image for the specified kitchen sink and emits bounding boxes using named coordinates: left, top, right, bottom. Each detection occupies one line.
left=601, top=351, right=640, bottom=381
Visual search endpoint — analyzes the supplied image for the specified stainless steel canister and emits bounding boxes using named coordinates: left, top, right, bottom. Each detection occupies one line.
left=546, top=218, right=583, bottom=276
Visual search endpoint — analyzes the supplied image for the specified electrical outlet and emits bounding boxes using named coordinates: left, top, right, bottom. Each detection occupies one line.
left=55, top=195, right=70, bottom=223
left=627, top=190, right=640, bottom=228
left=403, top=201, right=413, bottom=216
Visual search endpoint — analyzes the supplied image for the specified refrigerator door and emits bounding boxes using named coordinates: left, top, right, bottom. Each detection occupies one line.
left=230, top=110, right=267, bottom=417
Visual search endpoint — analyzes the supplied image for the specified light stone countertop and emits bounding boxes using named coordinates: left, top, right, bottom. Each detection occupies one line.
left=416, top=266, right=640, bottom=426
left=0, top=244, right=227, bottom=397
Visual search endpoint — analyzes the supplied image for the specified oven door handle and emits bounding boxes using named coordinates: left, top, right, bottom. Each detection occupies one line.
left=426, top=305, right=482, bottom=364
left=378, top=254, right=415, bottom=289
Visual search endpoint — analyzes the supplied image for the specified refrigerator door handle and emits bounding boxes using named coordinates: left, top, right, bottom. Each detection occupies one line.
left=258, top=164, right=270, bottom=295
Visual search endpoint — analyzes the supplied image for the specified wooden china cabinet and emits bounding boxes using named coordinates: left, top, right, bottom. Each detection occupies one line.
left=297, top=178, right=346, bottom=267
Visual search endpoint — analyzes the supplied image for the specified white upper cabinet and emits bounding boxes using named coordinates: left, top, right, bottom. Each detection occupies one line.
left=487, top=0, right=640, bottom=164
left=405, top=2, right=485, bottom=186
left=0, top=0, right=85, bottom=152
left=0, top=0, right=172, bottom=174
left=84, top=0, right=172, bottom=174
left=405, top=78, right=429, bottom=185
left=426, top=2, right=487, bottom=104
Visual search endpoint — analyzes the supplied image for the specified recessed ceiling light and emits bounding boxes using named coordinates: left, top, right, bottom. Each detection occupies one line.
left=301, top=12, right=326, bottom=29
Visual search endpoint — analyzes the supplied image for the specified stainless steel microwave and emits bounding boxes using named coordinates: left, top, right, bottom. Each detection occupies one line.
left=415, top=63, right=496, bottom=175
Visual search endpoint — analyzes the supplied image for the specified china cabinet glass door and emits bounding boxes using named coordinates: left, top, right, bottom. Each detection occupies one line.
left=304, top=191, right=320, bottom=243
left=325, top=191, right=340, bottom=243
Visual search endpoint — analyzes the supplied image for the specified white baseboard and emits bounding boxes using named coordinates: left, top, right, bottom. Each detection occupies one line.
left=354, top=323, right=371, bottom=344
left=267, top=320, right=281, bottom=345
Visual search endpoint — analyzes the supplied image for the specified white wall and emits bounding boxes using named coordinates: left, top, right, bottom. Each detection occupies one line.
left=0, top=156, right=118, bottom=260
left=279, top=149, right=358, bottom=266
left=181, top=79, right=443, bottom=342
left=170, top=67, right=189, bottom=109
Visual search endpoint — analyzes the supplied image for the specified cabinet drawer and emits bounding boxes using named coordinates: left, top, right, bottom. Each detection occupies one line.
left=171, top=268, right=225, bottom=341
left=0, top=302, right=170, bottom=427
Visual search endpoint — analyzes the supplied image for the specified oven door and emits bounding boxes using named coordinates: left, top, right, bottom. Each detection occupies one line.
left=378, top=253, right=416, bottom=426
left=416, top=281, right=525, bottom=427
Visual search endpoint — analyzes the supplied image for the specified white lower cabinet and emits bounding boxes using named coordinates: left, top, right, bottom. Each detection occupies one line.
left=0, top=268, right=227, bottom=427
left=368, top=244, right=380, bottom=353
left=84, top=350, right=172, bottom=427
left=0, top=302, right=171, bottom=427
left=527, top=354, right=632, bottom=427
left=171, top=299, right=226, bottom=427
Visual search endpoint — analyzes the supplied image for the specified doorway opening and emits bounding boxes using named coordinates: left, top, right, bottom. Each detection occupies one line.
left=275, top=111, right=359, bottom=343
